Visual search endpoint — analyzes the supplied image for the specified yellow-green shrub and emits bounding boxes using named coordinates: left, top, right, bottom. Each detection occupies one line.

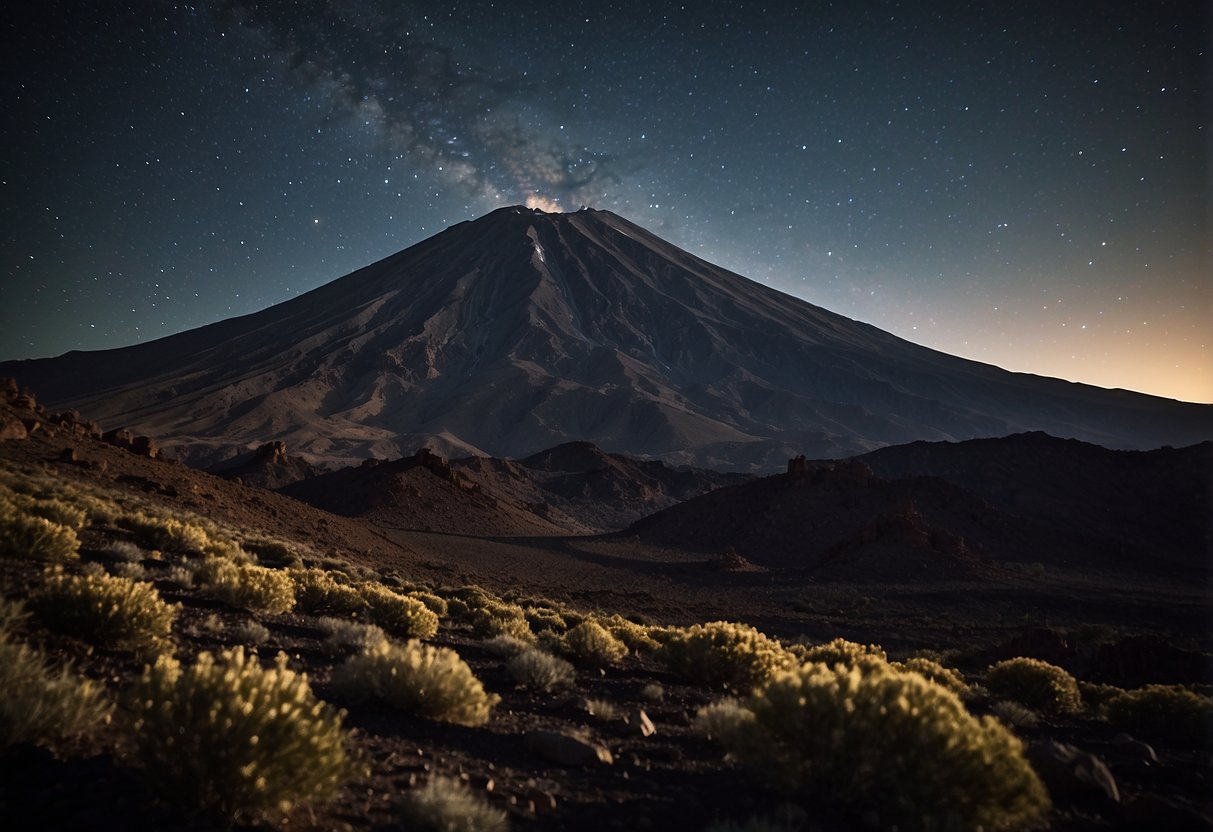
left=0, top=599, right=111, bottom=748
left=130, top=647, right=356, bottom=821
left=3, top=491, right=88, bottom=529
left=196, top=558, right=295, bottom=614
left=288, top=568, right=367, bottom=615
left=984, top=657, right=1081, bottom=715
left=332, top=640, right=499, bottom=726
left=661, top=621, right=791, bottom=687
left=0, top=502, right=79, bottom=561
left=118, top=512, right=211, bottom=553
left=1102, top=684, right=1213, bottom=747
left=595, top=614, right=659, bottom=654
left=562, top=620, right=628, bottom=667
left=790, top=637, right=887, bottom=668
left=32, top=571, right=176, bottom=652
left=359, top=583, right=440, bottom=639
left=524, top=605, right=567, bottom=634
left=408, top=591, right=449, bottom=618
left=470, top=604, right=534, bottom=642
left=893, top=657, right=970, bottom=697
left=698, top=661, right=1050, bottom=831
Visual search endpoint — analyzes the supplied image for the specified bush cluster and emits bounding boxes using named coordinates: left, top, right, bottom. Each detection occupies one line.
left=984, top=657, right=1082, bottom=715
left=470, top=604, right=534, bottom=642
left=0, top=599, right=111, bottom=748
left=1102, top=684, right=1213, bottom=747
left=195, top=558, right=296, bottom=614
left=32, top=571, right=176, bottom=652
left=118, top=511, right=212, bottom=554
left=400, top=775, right=508, bottom=832
left=130, top=647, right=356, bottom=821
left=893, top=657, right=970, bottom=697
left=332, top=639, right=499, bottom=726
left=288, top=567, right=367, bottom=615
left=562, top=620, right=628, bottom=667
left=697, top=660, right=1050, bottom=830
left=359, top=583, right=440, bottom=639
left=660, top=621, right=790, bottom=687
left=790, top=637, right=887, bottom=669
left=0, top=500, right=80, bottom=561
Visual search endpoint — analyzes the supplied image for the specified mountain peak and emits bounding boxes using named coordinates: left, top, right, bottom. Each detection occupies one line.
left=1, top=209, right=1208, bottom=469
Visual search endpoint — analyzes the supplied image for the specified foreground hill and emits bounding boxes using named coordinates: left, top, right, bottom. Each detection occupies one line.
left=3, top=207, right=1210, bottom=470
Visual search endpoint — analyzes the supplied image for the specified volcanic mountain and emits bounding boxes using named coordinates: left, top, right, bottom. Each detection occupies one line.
left=3, top=206, right=1209, bottom=469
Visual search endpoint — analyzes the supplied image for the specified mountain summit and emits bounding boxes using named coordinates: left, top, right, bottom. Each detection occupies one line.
left=4, top=206, right=1209, bottom=468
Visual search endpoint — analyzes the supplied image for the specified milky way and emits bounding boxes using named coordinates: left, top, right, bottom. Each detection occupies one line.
left=3, top=1, right=1209, bottom=401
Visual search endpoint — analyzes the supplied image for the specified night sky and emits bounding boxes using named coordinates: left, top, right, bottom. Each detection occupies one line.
left=4, top=1, right=1210, bottom=402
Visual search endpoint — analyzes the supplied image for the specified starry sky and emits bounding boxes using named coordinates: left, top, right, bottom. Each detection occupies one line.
left=4, top=1, right=1210, bottom=402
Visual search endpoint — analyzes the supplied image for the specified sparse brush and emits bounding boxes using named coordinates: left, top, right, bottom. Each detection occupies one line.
left=562, top=620, right=628, bottom=667
left=359, top=583, right=440, bottom=639
left=317, top=617, right=389, bottom=655
left=399, top=775, right=508, bottom=832
left=32, top=570, right=176, bottom=653
left=129, top=647, right=357, bottom=822
left=195, top=558, right=296, bottom=614
left=506, top=648, right=575, bottom=692
left=229, top=619, right=270, bottom=645
left=107, top=560, right=149, bottom=580
left=640, top=682, right=665, bottom=702
left=482, top=634, right=532, bottom=658
left=331, top=639, right=499, bottom=726
left=162, top=565, right=195, bottom=589
left=3, top=491, right=89, bottom=529
left=1102, top=684, right=1213, bottom=748
left=789, top=637, right=887, bottom=669
left=583, top=698, right=618, bottom=721
left=660, top=621, right=791, bottom=688
left=118, top=512, right=211, bottom=554
left=698, top=661, right=1050, bottom=831
left=0, top=502, right=80, bottom=561
left=242, top=537, right=302, bottom=569
left=0, top=598, right=112, bottom=748
left=984, top=657, right=1082, bottom=715
left=893, top=657, right=970, bottom=697
left=97, top=540, right=145, bottom=562
left=990, top=700, right=1040, bottom=729
left=288, top=567, right=367, bottom=615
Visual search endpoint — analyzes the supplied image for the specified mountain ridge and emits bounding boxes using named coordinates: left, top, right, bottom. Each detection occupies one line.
left=2, top=206, right=1209, bottom=469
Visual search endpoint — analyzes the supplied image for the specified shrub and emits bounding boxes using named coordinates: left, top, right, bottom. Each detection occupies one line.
left=400, top=775, right=508, bottom=832
left=506, top=648, right=575, bottom=692
left=228, top=619, right=271, bottom=645
left=5, top=492, right=88, bottom=529
left=0, top=599, right=111, bottom=748
left=1078, top=680, right=1125, bottom=711
left=1102, top=685, right=1213, bottom=747
left=470, top=603, right=534, bottom=642
left=196, top=558, right=296, bottom=614
left=359, top=583, right=440, bottom=639
left=595, top=614, right=660, bottom=654
left=790, top=637, right=887, bottom=668
left=408, top=591, right=449, bottom=618
left=242, top=537, right=302, bottom=568
left=699, top=661, right=1050, bottom=831
left=482, top=634, right=532, bottom=658
left=32, top=571, right=176, bottom=652
left=108, top=561, right=149, bottom=581
left=98, top=540, right=145, bottom=562
left=990, top=700, right=1040, bottom=729
left=118, top=512, right=211, bottom=553
left=524, top=605, right=567, bottom=634
left=562, top=620, right=628, bottom=667
left=640, top=682, right=665, bottom=702
left=893, top=657, right=970, bottom=697
left=0, top=503, right=79, bottom=561
left=289, top=568, right=367, bottom=615
left=660, top=621, right=790, bottom=688
left=130, top=647, right=356, bottom=821
left=316, top=617, right=388, bottom=655
left=332, top=640, right=499, bottom=726
left=984, top=657, right=1082, bottom=715
left=583, top=698, right=618, bottom=721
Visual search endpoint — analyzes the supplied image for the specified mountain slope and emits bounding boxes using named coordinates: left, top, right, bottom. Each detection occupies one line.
left=3, top=206, right=1209, bottom=469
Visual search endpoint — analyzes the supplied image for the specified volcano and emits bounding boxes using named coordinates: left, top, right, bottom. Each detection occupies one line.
left=3, top=206, right=1209, bottom=469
